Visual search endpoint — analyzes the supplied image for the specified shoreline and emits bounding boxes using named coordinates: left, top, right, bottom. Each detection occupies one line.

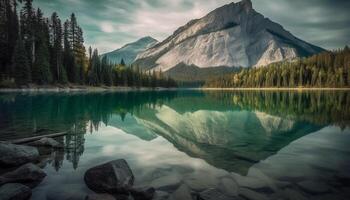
left=199, top=87, right=350, bottom=91
left=0, top=86, right=179, bottom=93
left=1, top=86, right=350, bottom=93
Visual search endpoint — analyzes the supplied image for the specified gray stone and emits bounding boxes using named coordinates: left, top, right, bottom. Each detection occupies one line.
left=219, top=177, right=239, bottom=196
left=168, top=184, right=192, bottom=200
left=0, top=163, right=46, bottom=188
left=28, top=137, right=63, bottom=148
left=184, top=174, right=218, bottom=192
left=239, top=188, right=269, bottom=200
left=151, top=174, right=181, bottom=190
left=282, top=188, right=308, bottom=200
left=0, top=183, right=31, bottom=200
left=84, top=159, right=134, bottom=194
left=231, top=173, right=272, bottom=192
left=297, top=180, right=331, bottom=194
left=130, top=186, right=155, bottom=200
left=0, top=142, right=39, bottom=167
left=153, top=191, right=169, bottom=200
left=198, top=188, right=239, bottom=200
left=86, top=193, right=116, bottom=200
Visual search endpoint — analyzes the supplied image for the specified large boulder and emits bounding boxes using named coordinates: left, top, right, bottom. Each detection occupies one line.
left=0, top=183, right=32, bottom=200
left=27, top=137, right=63, bottom=148
left=84, top=159, right=134, bottom=194
left=0, top=142, right=39, bottom=167
left=0, top=163, right=46, bottom=188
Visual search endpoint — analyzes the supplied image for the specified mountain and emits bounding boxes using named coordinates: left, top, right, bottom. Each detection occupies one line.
left=102, top=36, right=158, bottom=65
left=134, top=0, right=324, bottom=75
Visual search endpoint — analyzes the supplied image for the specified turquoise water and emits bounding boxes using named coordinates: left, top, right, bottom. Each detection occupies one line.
left=0, top=90, right=349, bottom=199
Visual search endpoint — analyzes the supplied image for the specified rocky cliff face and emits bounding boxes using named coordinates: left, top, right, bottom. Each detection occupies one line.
left=134, top=0, right=324, bottom=72
left=102, top=36, right=158, bottom=65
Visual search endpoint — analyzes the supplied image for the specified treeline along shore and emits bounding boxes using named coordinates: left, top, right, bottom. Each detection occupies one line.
left=205, top=47, right=350, bottom=88
left=0, top=0, right=177, bottom=89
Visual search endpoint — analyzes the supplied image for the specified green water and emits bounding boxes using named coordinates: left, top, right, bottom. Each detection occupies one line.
left=0, top=90, right=349, bottom=199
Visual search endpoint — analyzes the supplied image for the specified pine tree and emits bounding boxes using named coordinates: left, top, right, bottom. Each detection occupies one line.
left=49, top=12, right=66, bottom=83
left=0, top=0, right=19, bottom=79
left=13, top=37, right=31, bottom=85
left=20, top=0, right=35, bottom=65
left=33, top=38, right=52, bottom=84
left=63, top=19, right=76, bottom=83
left=120, top=58, right=125, bottom=66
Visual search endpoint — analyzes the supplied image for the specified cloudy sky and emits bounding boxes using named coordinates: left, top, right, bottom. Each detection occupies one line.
left=34, top=0, right=350, bottom=53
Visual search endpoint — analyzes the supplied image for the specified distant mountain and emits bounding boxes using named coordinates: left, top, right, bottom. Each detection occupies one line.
left=134, top=0, right=324, bottom=76
left=102, top=36, right=158, bottom=65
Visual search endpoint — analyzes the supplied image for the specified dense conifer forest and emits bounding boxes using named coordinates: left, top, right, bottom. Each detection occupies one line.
left=0, top=0, right=177, bottom=88
left=205, top=48, right=350, bottom=88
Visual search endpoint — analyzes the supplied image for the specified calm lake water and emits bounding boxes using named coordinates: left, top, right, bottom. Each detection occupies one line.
left=0, top=90, right=350, bottom=200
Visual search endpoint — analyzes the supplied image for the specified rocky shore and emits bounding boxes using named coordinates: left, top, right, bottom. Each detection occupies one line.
left=1, top=130, right=349, bottom=200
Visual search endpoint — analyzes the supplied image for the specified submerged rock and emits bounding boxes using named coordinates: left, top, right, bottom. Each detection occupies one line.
left=84, top=159, right=134, bottom=194
left=184, top=174, right=218, bottom=192
left=168, top=184, right=193, bottom=200
left=153, top=191, right=169, bottom=200
left=282, top=188, right=308, bottom=200
left=0, top=163, right=46, bottom=188
left=86, top=193, right=116, bottom=200
left=130, top=186, right=155, bottom=200
left=238, top=188, right=269, bottom=200
left=297, top=180, right=331, bottom=194
left=219, top=177, right=239, bottom=197
left=231, top=173, right=272, bottom=192
left=0, top=183, right=32, bottom=200
left=150, top=174, right=182, bottom=190
left=198, top=188, right=239, bottom=200
left=0, top=142, right=39, bottom=167
left=27, top=137, right=63, bottom=148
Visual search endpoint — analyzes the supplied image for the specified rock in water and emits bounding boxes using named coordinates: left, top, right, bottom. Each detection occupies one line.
left=238, top=188, right=269, bottom=200
left=168, top=184, right=192, bottom=200
left=297, top=180, right=331, bottom=194
left=0, top=183, right=32, bottom=200
left=28, top=137, right=63, bottom=148
left=84, top=159, right=134, bottom=194
left=0, top=163, right=46, bottom=188
left=198, top=188, right=238, bottom=200
left=86, top=193, right=116, bottom=200
left=130, top=186, right=155, bottom=200
left=0, top=142, right=39, bottom=167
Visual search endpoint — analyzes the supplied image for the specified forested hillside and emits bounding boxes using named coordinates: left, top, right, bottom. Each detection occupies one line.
left=0, top=0, right=176, bottom=88
left=205, top=47, right=350, bottom=88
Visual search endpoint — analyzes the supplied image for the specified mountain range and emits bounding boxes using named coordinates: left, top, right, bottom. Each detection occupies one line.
left=102, top=36, right=158, bottom=65
left=105, top=0, right=324, bottom=80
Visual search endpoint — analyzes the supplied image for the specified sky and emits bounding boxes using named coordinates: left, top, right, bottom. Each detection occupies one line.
left=33, top=0, right=350, bottom=54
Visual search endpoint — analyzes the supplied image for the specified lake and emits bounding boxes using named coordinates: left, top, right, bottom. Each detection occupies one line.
left=0, top=90, right=350, bottom=200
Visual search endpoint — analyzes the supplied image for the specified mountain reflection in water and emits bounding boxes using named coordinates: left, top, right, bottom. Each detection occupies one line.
left=0, top=90, right=349, bottom=174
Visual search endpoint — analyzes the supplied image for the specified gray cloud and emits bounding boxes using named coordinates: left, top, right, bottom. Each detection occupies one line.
left=34, top=0, right=350, bottom=53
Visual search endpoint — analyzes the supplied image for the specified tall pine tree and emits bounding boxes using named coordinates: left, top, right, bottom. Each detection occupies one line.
left=13, top=37, right=31, bottom=85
